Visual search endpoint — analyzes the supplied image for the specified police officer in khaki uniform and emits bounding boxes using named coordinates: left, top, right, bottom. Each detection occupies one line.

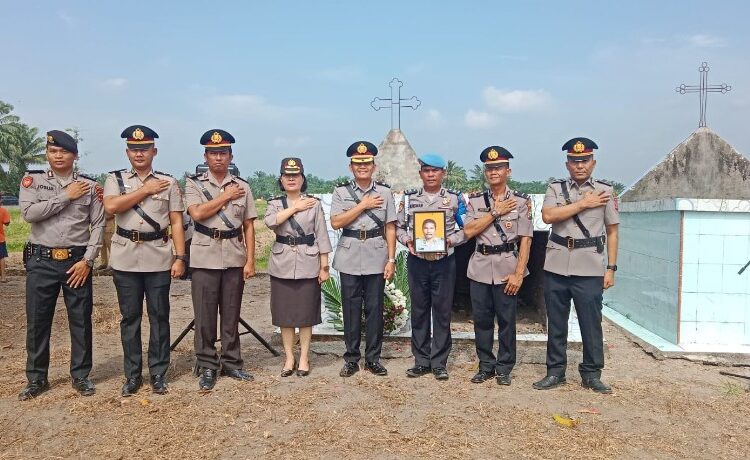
left=331, top=141, right=397, bottom=377
left=186, top=129, right=257, bottom=391
left=533, top=137, right=619, bottom=394
left=264, top=157, right=333, bottom=377
left=464, top=146, right=532, bottom=386
left=396, top=153, right=467, bottom=381
left=103, top=125, right=186, bottom=396
left=18, top=130, right=105, bottom=400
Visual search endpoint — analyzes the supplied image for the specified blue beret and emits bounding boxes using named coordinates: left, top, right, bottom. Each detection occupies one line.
left=418, top=153, right=446, bottom=169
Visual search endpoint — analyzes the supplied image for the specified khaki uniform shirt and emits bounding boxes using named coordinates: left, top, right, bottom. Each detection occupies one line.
left=264, top=195, right=333, bottom=279
left=185, top=171, right=257, bottom=269
left=330, top=180, right=396, bottom=276
left=19, top=169, right=104, bottom=261
left=542, top=178, right=619, bottom=277
left=396, top=187, right=467, bottom=260
left=465, top=188, right=533, bottom=284
left=103, top=169, right=184, bottom=272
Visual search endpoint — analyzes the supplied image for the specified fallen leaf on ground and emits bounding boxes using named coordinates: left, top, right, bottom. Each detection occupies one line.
left=577, top=408, right=601, bottom=415
left=263, top=431, right=271, bottom=439
left=552, top=413, right=579, bottom=428
left=139, top=399, right=150, bottom=406
left=2, top=343, right=12, bottom=349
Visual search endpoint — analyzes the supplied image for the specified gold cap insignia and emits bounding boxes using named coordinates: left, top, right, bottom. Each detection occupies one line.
left=288, top=159, right=297, bottom=166
left=47, top=135, right=54, bottom=143
left=488, top=149, right=499, bottom=160
left=573, top=141, right=585, bottom=153
left=211, top=132, right=223, bottom=144
left=356, top=143, right=368, bottom=154
left=132, top=128, right=145, bottom=140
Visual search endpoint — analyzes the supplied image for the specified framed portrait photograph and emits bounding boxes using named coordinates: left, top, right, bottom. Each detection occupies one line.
left=413, top=210, right=447, bottom=254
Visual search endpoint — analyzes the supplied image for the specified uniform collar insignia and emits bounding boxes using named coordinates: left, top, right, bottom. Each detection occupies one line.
left=47, top=170, right=54, bottom=178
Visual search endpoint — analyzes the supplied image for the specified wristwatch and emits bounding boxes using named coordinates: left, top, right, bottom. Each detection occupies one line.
left=83, top=258, right=94, bottom=268
left=175, top=255, right=188, bottom=262
left=490, top=209, right=499, bottom=218
left=387, top=258, right=396, bottom=264
left=321, top=265, right=330, bottom=272
left=606, top=264, right=618, bottom=271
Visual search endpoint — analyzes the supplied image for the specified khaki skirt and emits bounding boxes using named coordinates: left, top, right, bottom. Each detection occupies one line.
left=270, top=276, right=322, bottom=327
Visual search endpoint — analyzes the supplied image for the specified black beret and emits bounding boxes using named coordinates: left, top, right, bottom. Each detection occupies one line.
left=346, top=141, right=378, bottom=163
left=200, top=129, right=235, bottom=152
left=121, top=125, right=159, bottom=149
left=562, top=137, right=598, bottom=158
left=46, top=130, right=78, bottom=154
left=280, top=157, right=304, bottom=175
left=480, top=145, right=513, bottom=165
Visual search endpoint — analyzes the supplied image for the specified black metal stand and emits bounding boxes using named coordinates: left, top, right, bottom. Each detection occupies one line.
left=170, top=318, right=280, bottom=356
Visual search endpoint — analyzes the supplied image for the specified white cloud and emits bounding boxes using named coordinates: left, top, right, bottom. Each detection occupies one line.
left=203, top=94, right=310, bottom=121
left=273, top=136, right=311, bottom=149
left=464, top=110, right=496, bottom=129
left=687, top=34, right=726, bottom=48
left=98, top=78, right=128, bottom=90
left=419, top=109, right=446, bottom=130
left=482, top=86, right=551, bottom=113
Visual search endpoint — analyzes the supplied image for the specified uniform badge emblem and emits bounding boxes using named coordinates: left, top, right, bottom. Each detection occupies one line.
left=211, top=131, right=223, bottom=144
left=21, top=176, right=33, bottom=188
left=398, top=200, right=404, bottom=212
left=573, top=141, right=585, bottom=153
left=504, top=221, right=512, bottom=230
left=442, top=197, right=450, bottom=205
left=288, top=159, right=296, bottom=166
left=356, top=143, right=368, bottom=154
left=51, top=248, right=69, bottom=261
left=47, top=135, right=54, bottom=143
left=132, top=128, right=145, bottom=140
left=488, top=149, right=499, bottom=160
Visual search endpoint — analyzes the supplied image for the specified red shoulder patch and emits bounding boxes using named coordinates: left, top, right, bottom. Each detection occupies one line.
left=95, top=185, right=104, bottom=203
left=21, top=176, right=33, bottom=188
left=614, top=196, right=619, bottom=212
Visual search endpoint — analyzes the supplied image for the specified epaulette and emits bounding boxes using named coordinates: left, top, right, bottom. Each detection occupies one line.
left=446, top=188, right=462, bottom=195
left=154, top=170, right=173, bottom=178
left=404, top=188, right=418, bottom=195
left=108, top=169, right=126, bottom=174
left=375, top=180, right=390, bottom=188
left=594, top=179, right=612, bottom=186
left=25, top=169, right=44, bottom=174
left=267, top=195, right=284, bottom=202
left=304, top=194, right=321, bottom=200
left=550, top=178, right=565, bottom=184
left=513, top=191, right=530, bottom=199
left=468, top=191, right=484, bottom=198
left=77, top=173, right=97, bottom=182
left=335, top=180, right=351, bottom=188
left=188, top=174, right=201, bottom=180
left=233, top=176, right=248, bottom=184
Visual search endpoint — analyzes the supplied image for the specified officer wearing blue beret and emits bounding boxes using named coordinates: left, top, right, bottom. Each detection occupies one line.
left=395, top=153, right=467, bottom=380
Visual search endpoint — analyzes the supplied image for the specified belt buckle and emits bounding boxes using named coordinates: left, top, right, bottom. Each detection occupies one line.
left=566, top=237, right=575, bottom=249
left=51, top=248, right=70, bottom=261
left=212, top=229, right=221, bottom=240
left=130, top=231, right=141, bottom=243
left=481, top=245, right=488, bottom=255
left=288, top=236, right=297, bottom=246
left=359, top=230, right=367, bottom=241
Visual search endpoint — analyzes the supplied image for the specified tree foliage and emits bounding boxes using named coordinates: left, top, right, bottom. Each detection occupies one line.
left=0, top=101, right=46, bottom=195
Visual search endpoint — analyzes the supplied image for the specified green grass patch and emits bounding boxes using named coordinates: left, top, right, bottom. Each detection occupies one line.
left=5, top=207, right=29, bottom=252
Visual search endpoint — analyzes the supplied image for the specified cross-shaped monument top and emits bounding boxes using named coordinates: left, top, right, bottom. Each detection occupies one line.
left=371, top=78, right=421, bottom=130
left=675, top=62, right=732, bottom=128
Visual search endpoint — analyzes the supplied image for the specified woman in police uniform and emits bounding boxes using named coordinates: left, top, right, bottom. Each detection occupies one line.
left=264, top=158, right=332, bottom=377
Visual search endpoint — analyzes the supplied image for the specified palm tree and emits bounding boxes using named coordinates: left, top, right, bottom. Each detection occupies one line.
left=0, top=124, right=46, bottom=194
left=443, top=160, right=467, bottom=191
left=0, top=101, right=21, bottom=161
left=466, top=164, right=486, bottom=192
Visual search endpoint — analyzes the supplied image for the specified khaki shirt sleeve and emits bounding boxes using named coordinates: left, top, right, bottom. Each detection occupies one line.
left=542, top=184, right=558, bottom=209
left=396, top=195, right=410, bottom=245
left=243, top=186, right=257, bottom=220
left=19, top=175, right=71, bottom=223
left=315, top=201, right=333, bottom=254
left=464, top=196, right=477, bottom=224
left=447, top=194, right=468, bottom=247
left=604, top=187, right=620, bottom=225
left=330, top=187, right=346, bottom=217
left=184, top=178, right=203, bottom=211
left=103, top=174, right=120, bottom=198
left=517, top=197, right=534, bottom=237
left=264, top=200, right=280, bottom=230
left=168, top=180, right=185, bottom=212
left=85, top=183, right=105, bottom=261
left=384, top=189, right=396, bottom=224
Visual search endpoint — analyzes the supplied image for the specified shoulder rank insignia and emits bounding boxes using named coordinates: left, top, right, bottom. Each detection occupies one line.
left=267, top=195, right=284, bottom=202
left=513, top=191, right=530, bottom=199
left=304, top=194, right=320, bottom=200
left=550, top=178, right=565, bottom=184
left=25, top=169, right=45, bottom=174
left=403, top=188, right=417, bottom=195
left=188, top=173, right=201, bottom=180
left=335, top=180, right=351, bottom=188
left=77, top=173, right=97, bottom=182
left=233, top=176, right=248, bottom=184
left=446, top=188, right=462, bottom=195
left=468, top=191, right=484, bottom=198
left=154, top=170, right=173, bottom=178
left=375, top=180, right=391, bottom=188
left=594, top=179, right=612, bottom=186
left=108, top=169, right=127, bottom=174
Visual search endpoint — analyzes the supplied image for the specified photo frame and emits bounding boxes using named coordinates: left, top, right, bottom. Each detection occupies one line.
left=413, top=210, right=447, bottom=254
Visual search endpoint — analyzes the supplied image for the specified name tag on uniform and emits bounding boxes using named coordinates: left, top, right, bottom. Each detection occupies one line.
left=40, top=185, right=54, bottom=191
left=478, top=207, right=490, bottom=212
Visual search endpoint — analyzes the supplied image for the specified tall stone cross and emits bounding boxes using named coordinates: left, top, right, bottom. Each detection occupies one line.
left=370, top=78, right=421, bottom=130
left=675, top=62, right=732, bottom=128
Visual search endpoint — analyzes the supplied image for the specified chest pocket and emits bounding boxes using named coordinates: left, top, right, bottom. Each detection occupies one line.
left=231, top=199, right=246, bottom=219
left=150, top=194, right=170, bottom=213
left=499, top=211, right=518, bottom=236
left=69, top=193, right=92, bottom=220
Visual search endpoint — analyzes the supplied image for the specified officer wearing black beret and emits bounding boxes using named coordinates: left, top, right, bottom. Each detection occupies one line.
left=18, top=130, right=105, bottom=400
left=330, top=141, right=397, bottom=377
left=533, top=137, right=619, bottom=394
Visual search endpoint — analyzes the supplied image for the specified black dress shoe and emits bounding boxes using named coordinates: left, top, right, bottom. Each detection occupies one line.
left=221, top=368, right=254, bottom=381
left=432, top=367, right=449, bottom=381
left=296, top=367, right=310, bottom=377
left=496, top=373, right=512, bottom=386
left=339, top=362, right=359, bottom=377
left=121, top=376, right=143, bottom=397
left=198, top=368, right=218, bottom=391
left=281, top=360, right=296, bottom=378
left=581, top=377, right=612, bottom=394
left=151, top=374, right=168, bottom=394
left=18, top=379, right=50, bottom=401
left=364, top=361, right=388, bottom=376
left=72, top=377, right=96, bottom=396
left=532, top=375, right=567, bottom=390
left=470, top=370, right=495, bottom=384
left=406, top=365, right=431, bottom=378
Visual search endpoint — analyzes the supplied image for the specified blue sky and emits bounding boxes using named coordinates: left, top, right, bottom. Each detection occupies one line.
left=3, top=1, right=749, bottom=185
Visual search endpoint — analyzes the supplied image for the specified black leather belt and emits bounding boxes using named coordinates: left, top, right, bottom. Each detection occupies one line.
left=549, top=232, right=605, bottom=249
left=30, top=244, right=86, bottom=261
left=116, top=226, right=168, bottom=243
left=476, top=243, right=517, bottom=255
left=276, top=234, right=315, bottom=246
left=341, top=226, right=384, bottom=240
left=195, top=222, right=242, bottom=240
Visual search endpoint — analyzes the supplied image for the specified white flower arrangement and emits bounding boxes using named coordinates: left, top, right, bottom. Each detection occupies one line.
left=384, top=282, right=409, bottom=334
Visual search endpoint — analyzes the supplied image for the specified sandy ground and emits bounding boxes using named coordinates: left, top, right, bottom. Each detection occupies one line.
left=0, top=271, right=749, bottom=459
